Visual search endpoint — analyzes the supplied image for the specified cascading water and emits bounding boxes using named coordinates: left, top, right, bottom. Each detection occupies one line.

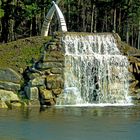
left=56, top=33, right=131, bottom=106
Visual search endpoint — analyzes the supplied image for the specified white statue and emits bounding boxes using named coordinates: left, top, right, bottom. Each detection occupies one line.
left=41, top=1, right=67, bottom=36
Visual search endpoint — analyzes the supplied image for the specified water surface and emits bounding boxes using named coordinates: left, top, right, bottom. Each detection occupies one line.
left=0, top=106, right=140, bottom=140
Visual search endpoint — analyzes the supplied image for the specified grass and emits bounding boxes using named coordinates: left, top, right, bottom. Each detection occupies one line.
left=0, top=36, right=51, bottom=73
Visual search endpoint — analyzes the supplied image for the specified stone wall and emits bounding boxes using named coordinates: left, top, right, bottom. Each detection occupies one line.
left=118, top=41, right=140, bottom=103
left=128, top=56, right=140, bottom=103
left=0, top=68, right=22, bottom=108
left=23, top=33, right=64, bottom=106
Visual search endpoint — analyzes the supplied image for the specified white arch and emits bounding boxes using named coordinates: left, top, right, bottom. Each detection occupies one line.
left=41, top=1, right=67, bottom=36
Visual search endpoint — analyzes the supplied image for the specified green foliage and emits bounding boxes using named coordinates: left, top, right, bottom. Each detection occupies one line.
left=0, top=9, right=4, bottom=18
left=24, top=2, right=38, bottom=19
left=0, top=0, right=140, bottom=48
left=0, top=0, right=4, bottom=18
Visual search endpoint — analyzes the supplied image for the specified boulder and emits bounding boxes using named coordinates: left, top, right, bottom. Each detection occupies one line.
left=39, top=89, right=53, bottom=100
left=0, top=81, right=21, bottom=91
left=44, top=51, right=64, bottom=62
left=0, top=68, right=21, bottom=83
left=44, top=98, right=56, bottom=105
left=130, top=80, right=139, bottom=89
left=137, top=93, right=140, bottom=99
left=36, top=62, right=63, bottom=70
left=24, top=86, right=39, bottom=100
left=52, top=88, right=62, bottom=96
left=46, top=75, right=64, bottom=89
left=29, top=77, right=45, bottom=87
left=51, top=68, right=63, bottom=74
left=0, top=100, right=8, bottom=108
left=11, top=102, right=22, bottom=107
left=26, top=72, right=41, bottom=80
left=0, top=89, right=19, bottom=101
left=28, top=100, right=40, bottom=107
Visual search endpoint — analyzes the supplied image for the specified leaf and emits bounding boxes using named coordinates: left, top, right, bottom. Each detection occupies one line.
left=0, top=9, right=4, bottom=18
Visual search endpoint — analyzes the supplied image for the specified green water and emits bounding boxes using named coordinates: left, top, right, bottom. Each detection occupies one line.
left=0, top=106, right=140, bottom=140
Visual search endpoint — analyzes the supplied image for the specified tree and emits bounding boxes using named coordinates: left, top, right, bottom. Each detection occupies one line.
left=0, top=0, right=140, bottom=48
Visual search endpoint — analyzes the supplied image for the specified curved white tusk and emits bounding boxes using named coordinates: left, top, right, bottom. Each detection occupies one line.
left=41, top=1, right=67, bottom=36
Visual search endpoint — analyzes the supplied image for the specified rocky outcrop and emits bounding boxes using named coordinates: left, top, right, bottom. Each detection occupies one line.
left=128, top=56, right=140, bottom=103
left=0, top=68, right=22, bottom=108
left=0, top=68, right=21, bottom=83
left=118, top=42, right=140, bottom=103
left=23, top=34, right=64, bottom=106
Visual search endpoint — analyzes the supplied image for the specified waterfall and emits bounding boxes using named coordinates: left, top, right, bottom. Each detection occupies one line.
left=56, top=33, right=131, bottom=106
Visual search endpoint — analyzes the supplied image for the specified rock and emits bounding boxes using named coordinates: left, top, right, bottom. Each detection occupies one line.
left=28, top=100, right=40, bottom=107
left=46, top=82, right=52, bottom=89
left=128, top=73, right=136, bottom=82
left=128, top=56, right=140, bottom=63
left=120, top=41, right=140, bottom=56
left=43, top=55, right=57, bottom=62
left=0, top=100, right=8, bottom=108
left=137, top=93, right=140, bottom=99
left=0, top=89, right=19, bottom=101
left=0, top=81, right=21, bottom=91
left=47, top=42, right=57, bottom=46
left=46, top=75, right=64, bottom=89
left=51, top=68, right=63, bottom=74
left=46, top=44, right=58, bottom=51
left=52, top=88, right=62, bottom=96
left=19, top=68, right=24, bottom=74
left=0, top=68, right=21, bottom=83
left=29, top=77, right=45, bottom=86
left=44, top=51, right=64, bottom=62
left=44, top=98, right=56, bottom=105
left=44, top=69, right=51, bottom=75
left=36, top=62, right=63, bottom=70
left=128, top=64, right=133, bottom=73
left=24, top=86, right=39, bottom=100
left=130, top=80, right=139, bottom=89
left=11, top=102, right=22, bottom=107
left=39, top=89, right=53, bottom=100
left=27, top=72, right=41, bottom=80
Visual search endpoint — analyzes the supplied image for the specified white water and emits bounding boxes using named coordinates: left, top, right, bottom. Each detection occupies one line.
left=56, top=33, right=132, bottom=106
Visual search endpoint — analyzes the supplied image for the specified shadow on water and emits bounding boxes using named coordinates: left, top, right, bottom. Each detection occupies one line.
left=0, top=106, right=140, bottom=140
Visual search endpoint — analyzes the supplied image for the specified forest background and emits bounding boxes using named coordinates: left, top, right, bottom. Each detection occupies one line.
left=0, top=0, right=140, bottom=49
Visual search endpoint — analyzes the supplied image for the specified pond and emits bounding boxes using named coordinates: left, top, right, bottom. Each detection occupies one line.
left=0, top=106, right=140, bottom=140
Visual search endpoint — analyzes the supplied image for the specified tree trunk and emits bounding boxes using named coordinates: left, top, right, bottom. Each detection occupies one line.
left=94, top=6, right=97, bottom=33
left=131, top=25, right=134, bottom=47
left=126, top=19, right=129, bottom=44
left=105, top=10, right=108, bottom=32
left=0, top=16, right=9, bottom=43
left=138, top=20, right=140, bottom=49
left=91, top=4, right=95, bottom=33
left=9, top=19, right=15, bottom=41
left=40, top=0, right=45, bottom=34
left=118, top=8, right=121, bottom=34
left=0, top=1, right=10, bottom=43
left=32, top=16, right=37, bottom=36
left=82, top=0, right=86, bottom=32
left=77, top=0, right=81, bottom=31
left=66, top=0, right=71, bottom=30
left=113, top=8, right=116, bottom=32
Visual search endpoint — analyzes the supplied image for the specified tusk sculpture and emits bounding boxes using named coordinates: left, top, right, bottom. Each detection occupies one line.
left=41, top=1, right=67, bottom=36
